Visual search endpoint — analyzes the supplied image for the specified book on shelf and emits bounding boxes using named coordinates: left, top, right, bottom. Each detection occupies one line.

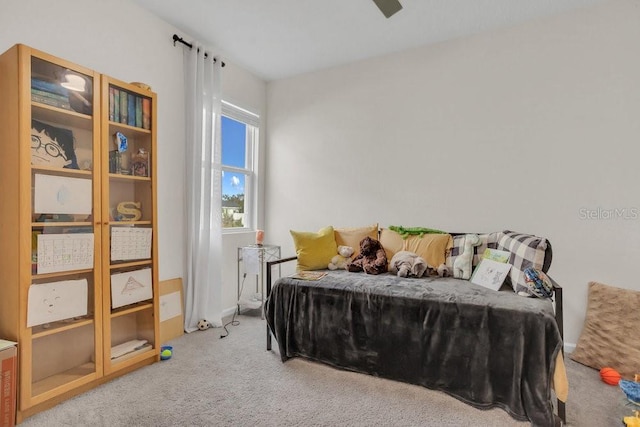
left=109, top=87, right=115, bottom=121
left=290, top=271, right=327, bottom=281
left=31, top=93, right=71, bottom=110
left=31, top=119, right=79, bottom=169
left=114, top=88, right=120, bottom=123
left=119, top=90, right=128, bottom=124
left=31, top=78, right=69, bottom=97
left=135, top=96, right=143, bottom=128
left=142, top=97, right=151, bottom=129
left=110, top=339, right=148, bottom=359
left=31, top=88, right=69, bottom=102
left=127, top=93, right=136, bottom=126
left=0, top=339, right=17, bottom=351
left=108, top=87, right=151, bottom=130
left=470, top=258, right=512, bottom=291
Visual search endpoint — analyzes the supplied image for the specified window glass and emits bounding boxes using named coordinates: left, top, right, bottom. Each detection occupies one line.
left=221, top=116, right=246, bottom=168
left=222, top=172, right=246, bottom=228
left=220, top=103, right=258, bottom=230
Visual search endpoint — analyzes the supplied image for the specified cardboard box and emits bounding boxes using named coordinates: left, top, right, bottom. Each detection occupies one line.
left=159, top=278, right=184, bottom=344
left=0, top=340, right=17, bottom=427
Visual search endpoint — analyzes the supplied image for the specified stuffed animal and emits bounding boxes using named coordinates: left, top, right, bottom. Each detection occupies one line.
left=437, top=264, right=450, bottom=277
left=452, top=234, right=481, bottom=280
left=389, top=251, right=428, bottom=277
left=389, top=251, right=450, bottom=278
left=347, top=236, right=388, bottom=275
left=389, top=225, right=446, bottom=239
left=328, top=245, right=355, bottom=270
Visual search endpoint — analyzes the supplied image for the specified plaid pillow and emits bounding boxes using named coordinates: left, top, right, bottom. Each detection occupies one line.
left=446, top=232, right=503, bottom=269
left=497, top=231, right=548, bottom=294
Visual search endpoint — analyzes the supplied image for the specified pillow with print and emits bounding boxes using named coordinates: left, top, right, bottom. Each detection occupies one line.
left=496, top=230, right=548, bottom=294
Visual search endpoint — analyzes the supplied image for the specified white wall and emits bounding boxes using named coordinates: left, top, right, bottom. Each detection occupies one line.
left=0, top=0, right=267, bottom=314
left=266, top=0, right=640, bottom=346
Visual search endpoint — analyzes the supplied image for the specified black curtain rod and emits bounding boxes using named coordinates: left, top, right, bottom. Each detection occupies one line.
left=172, top=34, right=226, bottom=67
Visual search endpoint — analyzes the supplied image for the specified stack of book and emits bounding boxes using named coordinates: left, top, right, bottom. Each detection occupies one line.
left=108, top=86, right=151, bottom=130
left=31, top=78, right=71, bottom=110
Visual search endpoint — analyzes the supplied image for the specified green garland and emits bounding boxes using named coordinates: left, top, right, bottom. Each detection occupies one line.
left=389, top=225, right=446, bottom=239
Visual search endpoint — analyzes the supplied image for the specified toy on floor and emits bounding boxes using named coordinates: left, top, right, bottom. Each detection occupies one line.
left=453, top=234, right=481, bottom=280
left=600, top=367, right=622, bottom=385
left=328, top=245, right=354, bottom=270
left=388, top=225, right=445, bottom=239
left=160, top=345, right=173, bottom=360
left=623, top=411, right=640, bottom=427
left=620, top=374, right=640, bottom=406
left=197, top=319, right=211, bottom=331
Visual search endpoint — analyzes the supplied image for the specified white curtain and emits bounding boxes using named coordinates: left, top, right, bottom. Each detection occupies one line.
left=182, top=42, right=224, bottom=332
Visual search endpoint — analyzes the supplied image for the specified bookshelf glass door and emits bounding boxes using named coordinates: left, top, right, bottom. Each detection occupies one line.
left=102, top=78, right=158, bottom=374
left=28, top=54, right=101, bottom=402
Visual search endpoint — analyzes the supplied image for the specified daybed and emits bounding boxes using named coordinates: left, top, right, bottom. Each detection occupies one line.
left=264, top=228, right=567, bottom=427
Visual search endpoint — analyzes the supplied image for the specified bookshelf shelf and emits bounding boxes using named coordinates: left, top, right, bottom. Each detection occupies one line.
left=109, top=259, right=153, bottom=270
left=32, top=103, right=93, bottom=129
left=31, top=221, right=93, bottom=228
left=31, top=363, right=96, bottom=399
left=31, top=318, right=94, bottom=339
left=31, top=165, right=93, bottom=177
left=108, top=121, right=152, bottom=135
left=31, top=268, right=94, bottom=281
left=111, top=302, right=153, bottom=318
left=108, top=173, right=151, bottom=182
left=110, top=220, right=152, bottom=226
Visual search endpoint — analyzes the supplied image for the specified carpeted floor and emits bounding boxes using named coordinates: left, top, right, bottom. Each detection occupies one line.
left=21, top=314, right=632, bottom=426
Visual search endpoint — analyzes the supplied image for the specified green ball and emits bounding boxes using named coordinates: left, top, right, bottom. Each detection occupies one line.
left=161, top=349, right=172, bottom=358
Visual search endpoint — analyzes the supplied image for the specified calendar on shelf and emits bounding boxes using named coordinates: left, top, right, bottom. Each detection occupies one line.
left=111, top=227, right=152, bottom=261
left=37, top=233, right=94, bottom=274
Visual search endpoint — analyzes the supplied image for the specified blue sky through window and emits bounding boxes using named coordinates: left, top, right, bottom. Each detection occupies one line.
left=221, top=116, right=246, bottom=196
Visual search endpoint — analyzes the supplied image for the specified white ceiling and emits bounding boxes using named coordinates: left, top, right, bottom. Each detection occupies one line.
left=131, top=0, right=605, bottom=81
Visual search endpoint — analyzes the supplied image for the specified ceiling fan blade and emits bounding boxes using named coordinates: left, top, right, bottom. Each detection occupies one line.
left=372, top=0, right=403, bottom=18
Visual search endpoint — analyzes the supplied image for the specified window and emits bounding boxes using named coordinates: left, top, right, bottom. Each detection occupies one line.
left=221, top=101, right=259, bottom=230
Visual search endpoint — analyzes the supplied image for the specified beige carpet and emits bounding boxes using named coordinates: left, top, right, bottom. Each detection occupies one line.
left=21, top=314, right=631, bottom=426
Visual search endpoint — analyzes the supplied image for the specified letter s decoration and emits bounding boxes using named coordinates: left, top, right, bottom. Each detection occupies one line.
left=116, top=201, right=142, bottom=221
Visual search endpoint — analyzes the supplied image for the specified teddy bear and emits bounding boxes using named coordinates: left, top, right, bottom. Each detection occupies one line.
left=328, top=245, right=355, bottom=270
left=347, top=236, right=388, bottom=275
left=389, top=251, right=428, bottom=277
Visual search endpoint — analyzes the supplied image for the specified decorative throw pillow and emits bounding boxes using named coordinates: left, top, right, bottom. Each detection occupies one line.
left=379, top=228, right=452, bottom=268
left=472, top=232, right=503, bottom=267
left=446, top=232, right=503, bottom=269
left=496, top=230, right=548, bottom=294
left=290, top=226, right=337, bottom=271
left=334, top=224, right=378, bottom=258
left=570, top=281, right=640, bottom=379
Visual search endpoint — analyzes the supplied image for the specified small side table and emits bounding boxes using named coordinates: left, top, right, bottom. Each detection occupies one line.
left=237, top=244, right=281, bottom=317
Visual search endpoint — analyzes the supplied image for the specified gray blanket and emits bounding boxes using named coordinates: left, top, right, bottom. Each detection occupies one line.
left=265, top=270, right=562, bottom=427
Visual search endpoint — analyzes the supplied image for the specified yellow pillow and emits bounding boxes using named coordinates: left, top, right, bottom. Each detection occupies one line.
left=379, top=228, right=404, bottom=262
left=290, top=226, right=337, bottom=271
left=379, top=228, right=452, bottom=267
left=334, top=224, right=379, bottom=258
